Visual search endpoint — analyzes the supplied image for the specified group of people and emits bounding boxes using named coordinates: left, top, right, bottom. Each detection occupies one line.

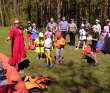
left=6, top=17, right=110, bottom=73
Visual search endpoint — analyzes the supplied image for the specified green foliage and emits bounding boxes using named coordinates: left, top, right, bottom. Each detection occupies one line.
left=0, top=0, right=109, bottom=27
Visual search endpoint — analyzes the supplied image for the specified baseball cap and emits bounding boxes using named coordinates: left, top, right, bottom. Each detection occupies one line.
left=81, top=24, right=85, bottom=27
left=39, top=32, right=44, bottom=37
left=91, top=25, right=98, bottom=30
left=95, top=19, right=99, bottom=22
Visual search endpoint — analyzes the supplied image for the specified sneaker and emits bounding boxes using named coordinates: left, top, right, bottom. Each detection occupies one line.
left=40, top=58, right=43, bottom=60
left=85, top=45, right=87, bottom=47
left=75, top=48, right=78, bottom=50
left=91, top=63, right=99, bottom=66
left=60, top=62, right=63, bottom=64
left=56, top=62, right=59, bottom=64
left=45, top=64, right=49, bottom=67
left=36, top=57, right=39, bottom=60
left=49, top=65, right=53, bottom=68
left=82, top=48, right=84, bottom=50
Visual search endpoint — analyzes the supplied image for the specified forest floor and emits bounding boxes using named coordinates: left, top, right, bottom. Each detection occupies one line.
left=0, top=27, right=110, bottom=93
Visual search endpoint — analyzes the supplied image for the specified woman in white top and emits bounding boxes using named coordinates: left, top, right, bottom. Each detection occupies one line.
left=44, top=31, right=53, bottom=68
left=75, top=24, right=86, bottom=50
left=101, top=20, right=110, bottom=51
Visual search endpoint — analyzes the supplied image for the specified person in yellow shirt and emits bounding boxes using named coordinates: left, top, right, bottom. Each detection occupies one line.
left=35, top=32, right=44, bottom=60
left=55, top=32, right=65, bottom=64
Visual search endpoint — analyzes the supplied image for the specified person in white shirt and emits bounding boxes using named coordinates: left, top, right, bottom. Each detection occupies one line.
left=44, top=31, right=53, bottom=68
left=94, top=19, right=101, bottom=35
left=75, top=24, right=86, bottom=50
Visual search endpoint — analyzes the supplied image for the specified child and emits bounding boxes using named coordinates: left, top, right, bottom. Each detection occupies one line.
left=75, top=24, right=86, bottom=50
left=32, top=23, right=39, bottom=47
left=44, top=32, right=53, bottom=68
left=35, top=32, right=44, bottom=60
left=55, top=32, right=65, bottom=64
left=49, top=26, right=54, bottom=50
left=90, top=25, right=99, bottom=66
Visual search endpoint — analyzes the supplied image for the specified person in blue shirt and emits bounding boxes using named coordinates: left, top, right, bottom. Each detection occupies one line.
left=59, top=16, right=69, bottom=40
left=32, top=23, right=39, bottom=47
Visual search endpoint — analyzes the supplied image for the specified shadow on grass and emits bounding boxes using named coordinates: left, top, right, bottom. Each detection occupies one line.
left=49, top=60, right=106, bottom=93
left=82, top=55, right=94, bottom=63
left=18, top=59, right=30, bottom=70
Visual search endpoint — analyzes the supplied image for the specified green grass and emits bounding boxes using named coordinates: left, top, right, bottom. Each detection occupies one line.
left=0, top=27, right=110, bottom=93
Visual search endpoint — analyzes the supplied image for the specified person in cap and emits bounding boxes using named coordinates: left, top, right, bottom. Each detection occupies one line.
left=26, top=21, right=33, bottom=44
left=83, top=19, right=91, bottom=47
left=46, top=18, right=58, bottom=44
left=6, top=18, right=26, bottom=73
left=32, top=23, right=39, bottom=47
left=75, top=24, right=86, bottom=50
left=55, top=32, right=65, bottom=64
left=68, top=19, right=77, bottom=46
left=101, top=20, right=110, bottom=52
left=44, top=32, right=53, bottom=68
left=59, top=16, right=69, bottom=40
left=94, top=19, right=101, bottom=35
left=35, top=32, right=44, bottom=60
left=90, top=25, right=99, bottom=66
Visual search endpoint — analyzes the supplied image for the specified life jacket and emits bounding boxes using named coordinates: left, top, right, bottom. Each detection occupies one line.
left=24, top=76, right=51, bottom=92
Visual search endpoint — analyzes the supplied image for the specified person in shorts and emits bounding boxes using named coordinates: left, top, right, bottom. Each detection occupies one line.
left=26, top=21, right=33, bottom=44
left=90, top=25, right=99, bottom=66
left=75, top=24, right=86, bottom=50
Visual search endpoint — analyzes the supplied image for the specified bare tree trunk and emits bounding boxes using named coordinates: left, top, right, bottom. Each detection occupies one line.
left=89, top=1, right=90, bottom=23
left=57, top=0, right=61, bottom=24
left=0, top=0, right=4, bottom=26
left=13, top=0, right=17, bottom=14
left=104, top=0, right=108, bottom=21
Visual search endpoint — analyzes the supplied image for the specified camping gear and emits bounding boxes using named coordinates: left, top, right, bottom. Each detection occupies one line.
left=29, top=38, right=35, bottom=50
left=23, top=75, right=51, bottom=92
left=82, top=40, right=101, bottom=54
left=0, top=53, right=28, bottom=93
left=82, top=47, right=100, bottom=54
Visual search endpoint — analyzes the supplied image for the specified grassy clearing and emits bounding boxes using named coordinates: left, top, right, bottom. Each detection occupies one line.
left=0, top=27, right=110, bottom=93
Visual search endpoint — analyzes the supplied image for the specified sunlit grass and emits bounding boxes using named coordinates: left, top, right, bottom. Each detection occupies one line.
left=0, top=27, right=110, bottom=93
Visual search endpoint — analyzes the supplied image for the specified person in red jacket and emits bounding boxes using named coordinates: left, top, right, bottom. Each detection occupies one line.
left=55, top=32, right=65, bottom=64
left=6, top=18, right=26, bottom=73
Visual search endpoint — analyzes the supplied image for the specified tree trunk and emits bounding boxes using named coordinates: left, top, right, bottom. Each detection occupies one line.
left=13, top=0, right=17, bottom=14
left=57, top=0, right=61, bottom=24
left=0, top=0, right=4, bottom=26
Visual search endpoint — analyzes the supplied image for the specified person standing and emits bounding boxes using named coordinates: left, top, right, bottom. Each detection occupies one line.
left=83, top=19, right=91, bottom=46
left=35, top=32, right=44, bottom=60
left=90, top=25, right=99, bottom=66
left=101, top=20, right=110, bottom=52
left=26, top=21, right=33, bottom=44
left=32, top=23, right=39, bottom=47
left=6, top=18, right=26, bottom=73
left=59, top=16, right=69, bottom=40
left=46, top=18, right=58, bottom=44
left=94, top=19, right=101, bottom=35
left=19, top=21, right=24, bottom=32
left=55, top=32, right=65, bottom=64
left=75, top=24, right=86, bottom=50
left=68, top=19, right=77, bottom=46
left=44, top=32, right=53, bottom=68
